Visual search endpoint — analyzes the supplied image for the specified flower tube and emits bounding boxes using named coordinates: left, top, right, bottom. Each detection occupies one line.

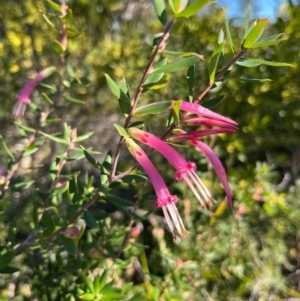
left=167, top=128, right=236, bottom=143
left=171, top=100, right=238, bottom=126
left=190, top=139, right=233, bottom=207
left=125, top=137, right=186, bottom=238
left=13, top=66, right=56, bottom=117
left=128, top=128, right=214, bottom=209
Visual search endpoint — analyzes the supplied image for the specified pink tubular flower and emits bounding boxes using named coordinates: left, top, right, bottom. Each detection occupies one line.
left=167, top=128, right=236, bottom=143
left=183, top=117, right=238, bottom=131
left=171, top=100, right=238, bottom=127
left=128, top=128, right=214, bottom=209
left=125, top=137, right=186, bottom=238
left=190, top=139, right=233, bottom=207
left=13, top=66, right=56, bottom=117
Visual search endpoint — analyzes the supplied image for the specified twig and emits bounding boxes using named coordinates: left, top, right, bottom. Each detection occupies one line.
left=110, top=20, right=174, bottom=180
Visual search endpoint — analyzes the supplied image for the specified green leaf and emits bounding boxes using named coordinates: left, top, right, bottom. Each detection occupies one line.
left=168, top=0, right=174, bottom=12
left=239, top=58, right=293, bottom=68
left=202, top=95, right=224, bottom=109
left=0, top=251, right=14, bottom=269
left=74, top=132, right=93, bottom=142
left=41, top=118, right=61, bottom=126
left=82, top=274, right=95, bottom=294
left=144, top=58, right=168, bottom=85
left=82, top=148, right=102, bottom=169
left=113, top=124, right=129, bottom=138
left=39, top=131, right=67, bottom=144
left=15, top=121, right=36, bottom=133
left=239, top=77, right=272, bottom=82
left=209, top=41, right=225, bottom=83
left=251, top=33, right=285, bottom=48
left=224, top=12, right=235, bottom=53
left=23, top=144, right=39, bottom=156
left=98, top=271, right=108, bottom=292
left=101, top=151, right=112, bottom=185
left=162, top=50, right=204, bottom=59
left=42, top=92, right=54, bottom=104
left=60, top=236, right=77, bottom=254
left=41, top=209, right=55, bottom=233
left=243, top=18, right=268, bottom=49
left=143, top=75, right=169, bottom=90
left=175, top=0, right=210, bottom=18
left=119, top=77, right=130, bottom=98
left=0, top=265, right=19, bottom=274
left=67, top=63, right=76, bottom=78
left=174, top=0, right=188, bottom=14
left=105, top=195, right=134, bottom=207
left=79, top=293, right=95, bottom=300
left=12, top=180, right=35, bottom=189
left=152, top=56, right=199, bottom=73
left=42, top=14, right=55, bottom=27
left=134, top=101, right=173, bottom=116
left=46, top=0, right=61, bottom=12
left=104, top=74, right=131, bottom=117
left=187, top=65, right=195, bottom=102
left=122, top=174, right=148, bottom=183
left=83, top=210, right=98, bottom=229
left=154, top=0, right=168, bottom=25
left=64, top=96, right=85, bottom=104
left=62, top=8, right=73, bottom=23
left=1, top=139, right=14, bottom=159
left=53, top=40, right=65, bottom=54
left=236, top=58, right=261, bottom=68
left=170, top=100, right=181, bottom=124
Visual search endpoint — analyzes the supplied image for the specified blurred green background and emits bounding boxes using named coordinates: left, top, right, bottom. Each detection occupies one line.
left=0, top=0, right=300, bottom=300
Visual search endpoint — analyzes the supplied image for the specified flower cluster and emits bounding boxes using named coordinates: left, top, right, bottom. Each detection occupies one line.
left=13, top=67, right=56, bottom=117
left=125, top=101, right=237, bottom=238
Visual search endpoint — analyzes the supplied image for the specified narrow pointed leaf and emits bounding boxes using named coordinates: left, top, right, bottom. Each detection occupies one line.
left=1, top=139, right=15, bottom=159
left=82, top=148, right=102, bottom=169
left=105, top=195, right=134, bottom=207
left=24, top=144, right=39, bottom=156
left=64, top=96, right=85, bottom=104
left=74, top=132, right=94, bottom=142
left=60, top=236, right=77, bottom=255
left=39, top=132, right=67, bottom=144
left=83, top=210, right=98, bottom=229
left=46, top=0, right=61, bottom=12
left=105, top=74, right=131, bottom=116
left=144, top=59, right=168, bottom=85
left=174, top=0, right=188, bottom=14
left=251, top=33, right=285, bottom=48
left=175, top=0, right=210, bottom=18
left=168, top=0, right=174, bottom=12
left=236, top=59, right=261, bottom=68
left=152, top=56, right=199, bottom=73
left=187, top=65, right=195, bottom=102
left=134, top=101, right=172, bottom=116
left=240, top=58, right=293, bottom=67
left=42, top=14, right=55, bottom=27
left=243, top=18, right=268, bottom=49
left=240, top=77, right=272, bottom=82
left=224, top=13, right=235, bottom=53
left=114, top=124, right=129, bottom=137
left=154, top=0, right=168, bottom=25
left=202, top=95, right=224, bottom=109
left=143, top=75, right=169, bottom=90
left=209, top=41, right=225, bottom=83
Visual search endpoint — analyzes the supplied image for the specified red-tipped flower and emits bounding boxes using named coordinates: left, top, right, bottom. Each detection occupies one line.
left=125, top=137, right=186, bottom=238
left=128, top=128, right=214, bottom=209
left=13, top=66, right=56, bottom=117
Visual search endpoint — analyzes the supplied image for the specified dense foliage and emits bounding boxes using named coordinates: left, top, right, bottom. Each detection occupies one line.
left=0, top=0, right=299, bottom=300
